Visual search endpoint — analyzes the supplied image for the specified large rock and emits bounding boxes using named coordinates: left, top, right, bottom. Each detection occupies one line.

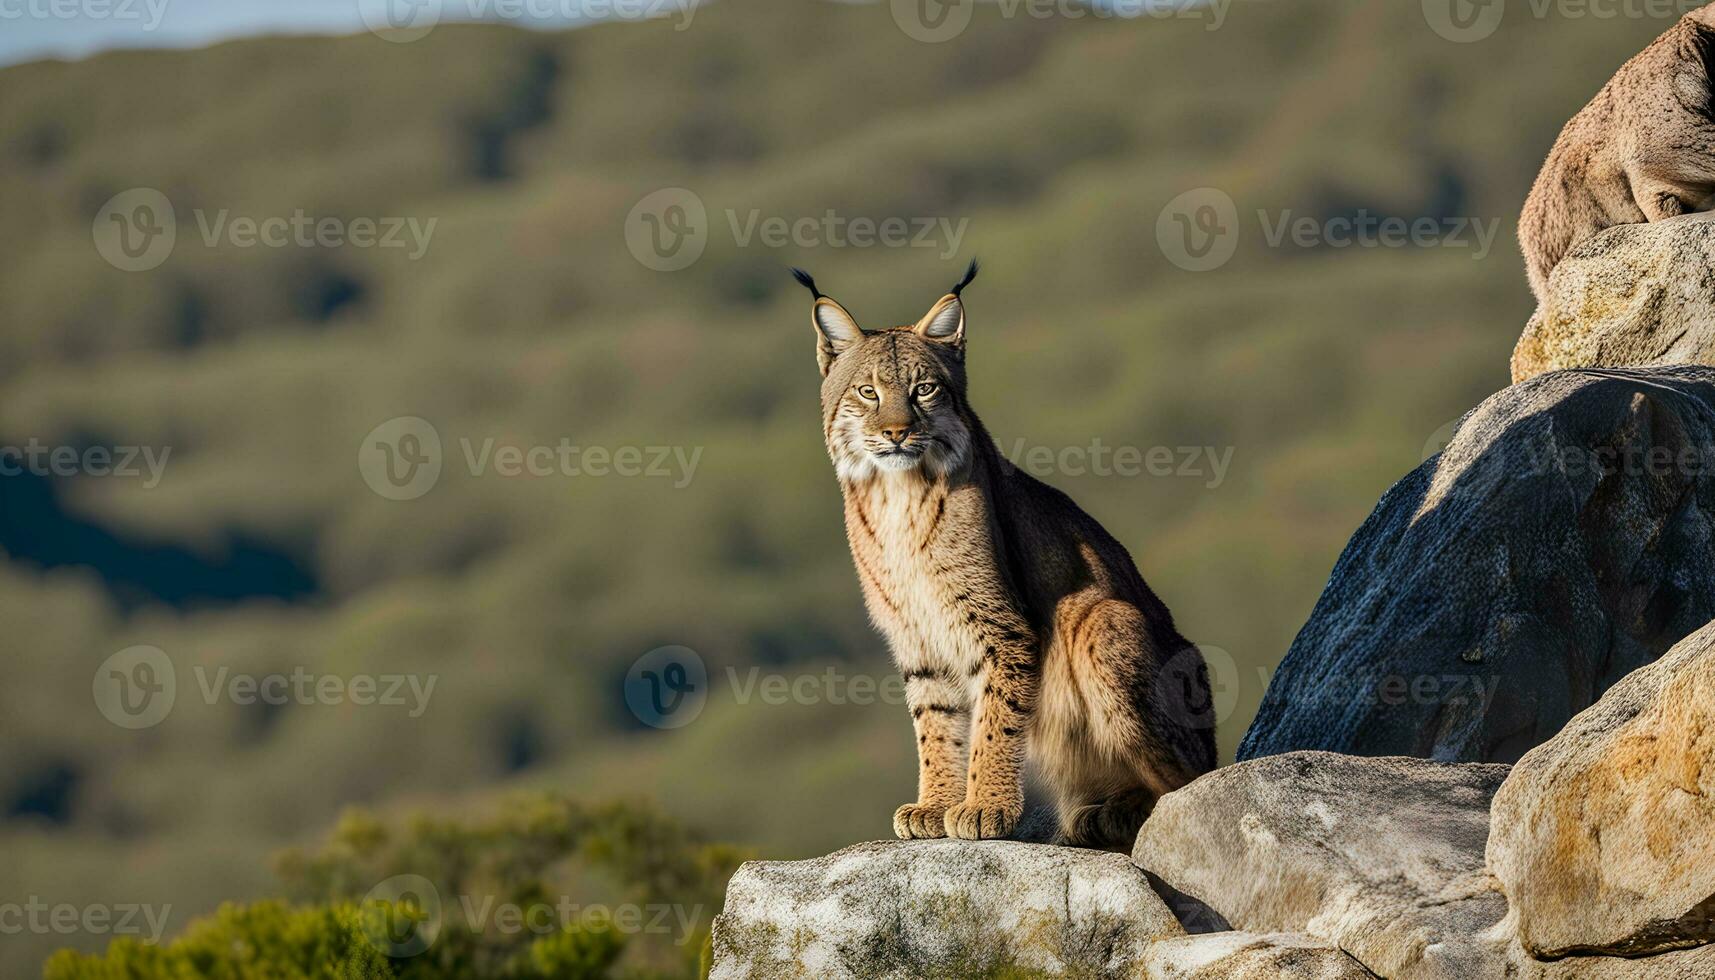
left=1132, top=752, right=1511, bottom=980
left=1240, top=367, right=1715, bottom=764
left=1142, top=932, right=1379, bottom=979
left=709, top=839, right=1183, bottom=978
left=1487, top=619, right=1715, bottom=959
left=1513, top=213, right=1715, bottom=383
left=1510, top=942, right=1715, bottom=979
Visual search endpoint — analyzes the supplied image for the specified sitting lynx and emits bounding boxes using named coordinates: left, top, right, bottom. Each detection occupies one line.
left=1521, top=3, right=1715, bottom=302
left=794, top=262, right=1216, bottom=848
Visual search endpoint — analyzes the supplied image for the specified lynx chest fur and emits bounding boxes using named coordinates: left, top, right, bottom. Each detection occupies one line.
left=842, top=475, right=1000, bottom=679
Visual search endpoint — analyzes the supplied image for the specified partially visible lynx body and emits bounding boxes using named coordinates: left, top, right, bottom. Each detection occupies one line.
left=1521, top=4, right=1715, bottom=302
left=795, top=263, right=1216, bottom=849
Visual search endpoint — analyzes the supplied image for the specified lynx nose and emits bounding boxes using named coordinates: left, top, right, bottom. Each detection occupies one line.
left=880, top=425, right=914, bottom=447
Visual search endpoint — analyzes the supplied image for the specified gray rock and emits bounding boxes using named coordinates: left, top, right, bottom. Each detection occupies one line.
left=1239, top=367, right=1715, bottom=764
left=1141, top=932, right=1379, bottom=979
left=1510, top=941, right=1715, bottom=979
left=1512, top=212, right=1715, bottom=383
left=708, top=839, right=1183, bottom=978
left=1487, top=619, right=1715, bottom=959
left=1132, top=752, right=1512, bottom=980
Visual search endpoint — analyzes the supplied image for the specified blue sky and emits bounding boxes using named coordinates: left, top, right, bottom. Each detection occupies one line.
left=0, top=0, right=630, bottom=67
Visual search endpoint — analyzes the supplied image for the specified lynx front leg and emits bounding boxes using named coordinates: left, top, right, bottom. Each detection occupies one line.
left=892, top=668, right=970, bottom=840
left=946, top=625, right=1038, bottom=840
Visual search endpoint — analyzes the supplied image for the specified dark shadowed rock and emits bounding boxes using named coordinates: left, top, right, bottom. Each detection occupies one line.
left=709, top=839, right=1182, bottom=978
left=1133, top=752, right=1512, bottom=980
left=1488, top=618, right=1715, bottom=959
left=1240, top=367, right=1715, bottom=764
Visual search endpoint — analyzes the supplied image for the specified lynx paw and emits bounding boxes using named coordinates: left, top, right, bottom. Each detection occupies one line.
left=943, top=800, right=1020, bottom=840
left=893, top=803, right=950, bottom=840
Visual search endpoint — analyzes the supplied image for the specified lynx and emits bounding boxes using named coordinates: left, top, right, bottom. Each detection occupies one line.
left=795, top=262, right=1216, bottom=848
left=1520, top=3, right=1715, bottom=302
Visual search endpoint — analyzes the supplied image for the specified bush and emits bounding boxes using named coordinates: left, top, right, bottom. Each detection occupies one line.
left=48, top=795, right=745, bottom=980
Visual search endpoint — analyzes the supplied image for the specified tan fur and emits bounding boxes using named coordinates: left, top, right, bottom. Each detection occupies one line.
left=1521, top=4, right=1715, bottom=303
left=800, top=268, right=1216, bottom=848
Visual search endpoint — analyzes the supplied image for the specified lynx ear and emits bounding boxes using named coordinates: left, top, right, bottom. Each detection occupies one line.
left=913, top=294, right=964, bottom=345
left=914, top=259, right=976, bottom=347
left=792, top=268, right=864, bottom=375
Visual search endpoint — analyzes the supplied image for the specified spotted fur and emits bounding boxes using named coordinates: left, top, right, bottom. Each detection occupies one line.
left=798, top=265, right=1216, bottom=848
left=1521, top=3, right=1715, bottom=305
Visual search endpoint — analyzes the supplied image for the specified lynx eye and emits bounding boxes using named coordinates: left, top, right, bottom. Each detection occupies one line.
left=857, top=385, right=878, bottom=400
left=914, top=382, right=938, bottom=398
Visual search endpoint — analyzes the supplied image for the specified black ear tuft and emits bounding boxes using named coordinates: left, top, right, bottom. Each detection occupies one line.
left=950, top=259, right=979, bottom=297
left=790, top=267, right=823, bottom=299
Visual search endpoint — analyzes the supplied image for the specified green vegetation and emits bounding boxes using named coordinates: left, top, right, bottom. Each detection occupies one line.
left=0, top=0, right=1684, bottom=973
left=46, top=795, right=741, bottom=979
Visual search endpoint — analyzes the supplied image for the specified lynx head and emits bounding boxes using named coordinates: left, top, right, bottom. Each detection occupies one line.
left=795, top=262, right=978, bottom=483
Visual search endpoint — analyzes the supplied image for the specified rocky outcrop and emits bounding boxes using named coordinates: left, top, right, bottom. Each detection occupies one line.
left=1142, top=932, right=1379, bottom=979
left=1513, top=213, right=1715, bottom=383
left=1133, top=752, right=1511, bottom=980
left=1487, top=619, right=1715, bottom=960
left=708, top=839, right=1183, bottom=978
left=1239, top=366, right=1715, bottom=764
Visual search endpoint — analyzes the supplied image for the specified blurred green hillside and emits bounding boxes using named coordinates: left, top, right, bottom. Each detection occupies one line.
left=0, top=0, right=1686, bottom=972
